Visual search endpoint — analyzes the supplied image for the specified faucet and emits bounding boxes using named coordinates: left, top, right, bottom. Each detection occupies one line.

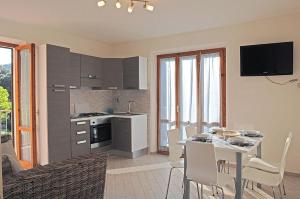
left=127, top=100, right=135, bottom=113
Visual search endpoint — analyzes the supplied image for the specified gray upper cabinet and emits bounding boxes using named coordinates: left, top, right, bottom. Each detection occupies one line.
left=102, top=58, right=123, bottom=90
left=46, top=44, right=70, bottom=88
left=69, top=53, right=81, bottom=88
left=123, top=56, right=147, bottom=90
left=80, top=55, right=103, bottom=87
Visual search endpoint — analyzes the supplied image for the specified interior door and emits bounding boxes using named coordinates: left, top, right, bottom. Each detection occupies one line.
left=14, top=44, right=37, bottom=168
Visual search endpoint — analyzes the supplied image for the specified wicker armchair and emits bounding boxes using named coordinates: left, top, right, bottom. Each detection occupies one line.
left=3, top=152, right=107, bottom=199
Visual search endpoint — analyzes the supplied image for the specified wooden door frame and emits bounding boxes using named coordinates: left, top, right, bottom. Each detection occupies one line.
left=14, top=43, right=37, bottom=168
left=156, top=48, right=226, bottom=153
left=0, top=42, right=17, bottom=142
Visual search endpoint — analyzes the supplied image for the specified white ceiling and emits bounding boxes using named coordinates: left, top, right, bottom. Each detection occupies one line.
left=1, top=0, right=300, bottom=43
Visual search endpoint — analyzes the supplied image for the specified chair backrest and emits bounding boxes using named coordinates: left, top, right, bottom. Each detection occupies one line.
left=185, top=124, right=198, bottom=138
left=279, top=132, right=292, bottom=177
left=186, top=141, right=218, bottom=185
left=168, top=129, right=183, bottom=162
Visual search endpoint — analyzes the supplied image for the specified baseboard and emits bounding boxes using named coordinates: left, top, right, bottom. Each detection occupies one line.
left=109, top=147, right=148, bottom=159
left=224, top=163, right=300, bottom=177
left=285, top=171, right=300, bottom=177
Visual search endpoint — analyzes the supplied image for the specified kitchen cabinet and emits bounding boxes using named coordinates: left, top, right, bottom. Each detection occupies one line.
left=111, top=115, right=148, bottom=158
left=70, top=120, right=91, bottom=157
left=112, top=118, right=131, bottom=152
left=46, top=44, right=70, bottom=88
left=47, top=87, right=71, bottom=162
left=80, top=55, right=103, bottom=87
left=102, top=58, right=123, bottom=90
left=38, top=44, right=71, bottom=165
left=123, top=56, right=147, bottom=90
left=69, top=52, right=81, bottom=88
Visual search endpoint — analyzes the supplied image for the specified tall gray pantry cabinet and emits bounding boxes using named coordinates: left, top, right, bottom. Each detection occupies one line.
left=38, top=44, right=71, bottom=165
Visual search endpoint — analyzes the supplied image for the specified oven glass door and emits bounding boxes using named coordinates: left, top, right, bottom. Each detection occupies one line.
left=90, top=123, right=111, bottom=144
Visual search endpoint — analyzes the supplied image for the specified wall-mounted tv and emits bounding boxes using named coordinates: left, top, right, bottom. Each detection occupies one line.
left=240, top=42, right=293, bottom=76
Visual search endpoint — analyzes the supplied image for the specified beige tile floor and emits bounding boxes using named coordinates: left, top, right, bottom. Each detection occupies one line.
left=105, top=154, right=300, bottom=199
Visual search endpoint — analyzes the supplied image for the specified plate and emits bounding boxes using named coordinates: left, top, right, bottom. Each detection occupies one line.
left=217, top=131, right=240, bottom=138
left=229, top=141, right=254, bottom=147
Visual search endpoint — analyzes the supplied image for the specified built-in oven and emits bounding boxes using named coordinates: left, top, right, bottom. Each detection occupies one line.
left=90, top=117, right=112, bottom=149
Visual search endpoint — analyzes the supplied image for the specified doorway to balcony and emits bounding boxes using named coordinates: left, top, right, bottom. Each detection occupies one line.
left=157, top=48, right=226, bottom=153
left=0, top=41, right=37, bottom=168
left=0, top=46, right=13, bottom=138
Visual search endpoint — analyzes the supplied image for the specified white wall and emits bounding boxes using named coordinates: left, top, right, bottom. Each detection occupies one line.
left=111, top=13, right=300, bottom=174
left=0, top=18, right=113, bottom=57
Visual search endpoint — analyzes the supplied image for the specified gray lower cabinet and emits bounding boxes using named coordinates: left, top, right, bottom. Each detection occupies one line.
left=102, top=58, right=123, bottom=89
left=80, top=55, right=103, bottom=87
left=69, top=53, right=81, bottom=88
left=70, top=120, right=91, bottom=157
left=112, top=118, right=131, bottom=152
left=47, top=84, right=71, bottom=162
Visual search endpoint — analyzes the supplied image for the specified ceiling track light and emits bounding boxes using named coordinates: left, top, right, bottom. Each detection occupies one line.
left=116, top=0, right=122, bottom=8
left=127, top=1, right=134, bottom=13
left=144, top=2, right=154, bottom=11
left=97, top=0, right=155, bottom=13
left=97, top=0, right=106, bottom=7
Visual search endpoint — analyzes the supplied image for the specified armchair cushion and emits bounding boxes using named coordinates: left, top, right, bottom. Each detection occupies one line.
left=2, top=155, right=13, bottom=178
left=1, top=135, right=23, bottom=174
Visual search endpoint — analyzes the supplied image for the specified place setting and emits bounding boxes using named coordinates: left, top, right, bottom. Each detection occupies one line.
left=190, top=128, right=264, bottom=149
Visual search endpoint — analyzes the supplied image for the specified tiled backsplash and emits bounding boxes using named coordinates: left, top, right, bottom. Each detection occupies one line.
left=70, top=89, right=150, bottom=115
left=70, top=89, right=113, bottom=114
left=112, top=90, right=150, bottom=113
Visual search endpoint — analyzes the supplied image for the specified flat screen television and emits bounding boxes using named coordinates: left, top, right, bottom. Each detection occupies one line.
left=240, top=42, right=293, bottom=76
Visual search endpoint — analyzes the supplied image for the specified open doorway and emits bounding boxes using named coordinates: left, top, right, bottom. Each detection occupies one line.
left=0, top=42, right=37, bottom=168
left=0, top=46, right=13, bottom=138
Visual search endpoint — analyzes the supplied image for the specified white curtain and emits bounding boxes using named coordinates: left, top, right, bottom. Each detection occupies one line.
left=159, top=58, right=176, bottom=147
left=179, top=56, right=197, bottom=139
left=200, top=53, right=221, bottom=132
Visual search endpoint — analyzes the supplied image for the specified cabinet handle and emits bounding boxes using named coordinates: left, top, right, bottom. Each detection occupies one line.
left=53, top=89, right=66, bottom=92
left=69, top=86, right=78, bottom=89
left=76, top=131, right=87, bottom=135
left=88, top=75, right=97, bottom=79
left=108, top=87, right=118, bottom=90
left=77, top=140, right=87, bottom=145
left=125, top=86, right=136, bottom=89
left=76, top=121, right=86, bottom=125
left=53, top=84, right=65, bottom=88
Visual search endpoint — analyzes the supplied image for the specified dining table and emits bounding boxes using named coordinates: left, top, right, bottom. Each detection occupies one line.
left=177, top=132, right=264, bottom=199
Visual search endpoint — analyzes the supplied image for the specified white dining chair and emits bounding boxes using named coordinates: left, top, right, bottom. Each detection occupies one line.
left=185, top=124, right=198, bottom=138
left=186, top=140, right=233, bottom=199
left=243, top=132, right=292, bottom=198
left=165, top=128, right=185, bottom=199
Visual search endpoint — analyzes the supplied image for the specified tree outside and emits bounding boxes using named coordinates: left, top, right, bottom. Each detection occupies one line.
left=0, top=47, right=13, bottom=135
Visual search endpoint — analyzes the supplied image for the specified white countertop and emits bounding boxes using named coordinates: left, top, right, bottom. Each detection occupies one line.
left=70, top=113, right=147, bottom=122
